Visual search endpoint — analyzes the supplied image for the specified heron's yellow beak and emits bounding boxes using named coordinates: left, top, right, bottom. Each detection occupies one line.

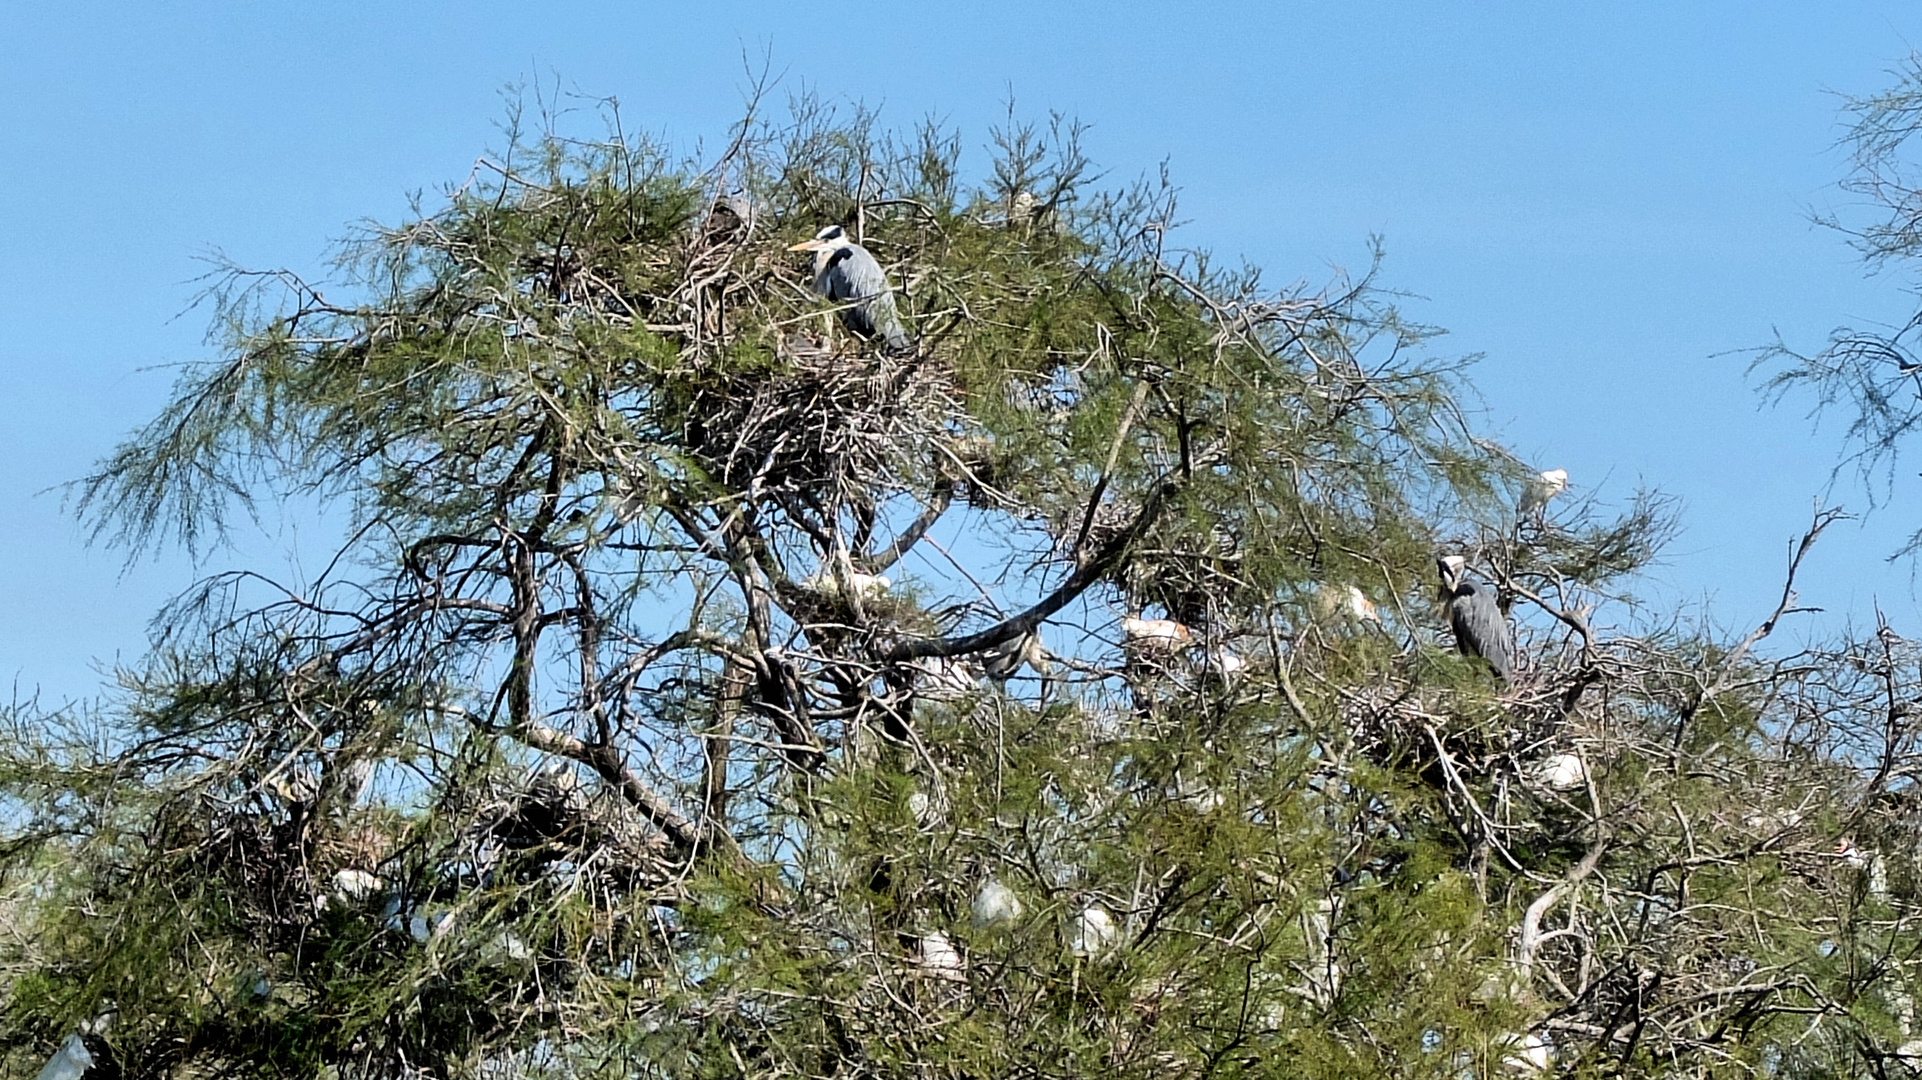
left=788, top=239, right=822, bottom=252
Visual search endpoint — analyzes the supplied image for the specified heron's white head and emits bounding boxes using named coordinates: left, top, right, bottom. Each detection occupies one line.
left=1437, top=555, right=1468, bottom=585
left=1538, top=468, right=1568, bottom=490
left=787, top=224, right=851, bottom=253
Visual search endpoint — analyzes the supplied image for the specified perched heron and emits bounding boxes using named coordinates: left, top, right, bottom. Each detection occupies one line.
left=980, top=626, right=1048, bottom=680
left=1518, top=468, right=1568, bottom=520
left=1007, top=190, right=1039, bottom=227
left=788, top=224, right=910, bottom=352
left=1436, top=555, right=1514, bottom=683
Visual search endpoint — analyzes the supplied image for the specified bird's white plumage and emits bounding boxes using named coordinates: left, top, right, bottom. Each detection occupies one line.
left=1501, top=1031, right=1553, bottom=1073
left=1536, top=753, right=1587, bottom=792
left=1314, top=583, right=1382, bottom=624
left=1070, top=904, right=1121, bottom=959
left=1121, top=616, right=1194, bottom=649
left=918, top=931, right=966, bottom=980
left=801, top=569, right=891, bottom=601
left=1519, top=468, right=1568, bottom=517
left=333, top=868, right=383, bottom=900
left=971, top=880, right=1023, bottom=928
left=913, top=656, right=980, bottom=700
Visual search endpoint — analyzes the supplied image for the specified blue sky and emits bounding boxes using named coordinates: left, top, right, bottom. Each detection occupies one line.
left=4, top=2, right=1922, bottom=702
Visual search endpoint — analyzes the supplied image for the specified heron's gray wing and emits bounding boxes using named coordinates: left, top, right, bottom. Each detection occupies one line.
left=828, top=245, right=909, bottom=349
left=1449, top=583, right=1514, bottom=683
left=979, top=630, right=1030, bottom=679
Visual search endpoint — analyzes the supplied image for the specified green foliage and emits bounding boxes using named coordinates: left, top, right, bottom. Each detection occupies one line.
left=0, top=87, right=1908, bottom=1080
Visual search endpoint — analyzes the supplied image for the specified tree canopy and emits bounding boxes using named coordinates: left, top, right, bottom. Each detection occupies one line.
left=3, top=91, right=1921, bottom=1080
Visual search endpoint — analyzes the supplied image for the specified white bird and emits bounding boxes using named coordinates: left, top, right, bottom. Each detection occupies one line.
left=971, top=880, right=1024, bottom=929
left=1120, top=616, right=1195, bottom=650
left=917, top=931, right=966, bottom=981
left=1501, top=1031, right=1554, bottom=1074
left=1315, top=583, right=1381, bottom=625
left=1007, top=190, right=1039, bottom=227
left=788, top=225, right=911, bottom=352
left=1070, top=904, right=1121, bottom=960
left=1518, top=468, right=1569, bottom=519
left=1211, top=647, right=1248, bottom=677
left=913, top=656, right=981, bottom=701
left=1836, top=838, right=1889, bottom=899
left=325, top=868, right=385, bottom=912
left=1535, top=753, right=1587, bottom=792
left=801, top=569, right=891, bottom=601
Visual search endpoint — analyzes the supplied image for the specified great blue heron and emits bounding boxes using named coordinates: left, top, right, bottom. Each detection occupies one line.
left=980, top=627, right=1047, bottom=680
left=1436, top=555, right=1514, bottom=683
left=788, top=225, right=910, bottom=352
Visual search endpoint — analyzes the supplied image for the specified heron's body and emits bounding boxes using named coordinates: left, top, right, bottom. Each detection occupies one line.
left=980, top=627, right=1047, bottom=680
left=1437, top=556, right=1514, bottom=683
left=789, top=225, right=910, bottom=352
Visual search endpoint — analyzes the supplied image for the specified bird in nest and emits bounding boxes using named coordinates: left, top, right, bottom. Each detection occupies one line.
left=789, top=225, right=911, bottom=353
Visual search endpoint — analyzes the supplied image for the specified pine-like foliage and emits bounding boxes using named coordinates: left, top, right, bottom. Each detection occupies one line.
left=1, top=94, right=1917, bottom=1080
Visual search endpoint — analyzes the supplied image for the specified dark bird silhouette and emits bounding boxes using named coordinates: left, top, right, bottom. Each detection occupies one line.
left=1437, top=555, right=1514, bottom=683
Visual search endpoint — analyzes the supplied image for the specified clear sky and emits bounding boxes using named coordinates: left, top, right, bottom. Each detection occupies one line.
left=5, top=2, right=1921, bottom=703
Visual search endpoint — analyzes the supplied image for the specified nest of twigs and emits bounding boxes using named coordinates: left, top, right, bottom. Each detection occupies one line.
left=674, top=333, right=965, bottom=506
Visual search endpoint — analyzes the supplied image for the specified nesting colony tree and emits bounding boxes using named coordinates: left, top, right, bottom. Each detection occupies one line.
left=4, top=95, right=1922, bottom=1080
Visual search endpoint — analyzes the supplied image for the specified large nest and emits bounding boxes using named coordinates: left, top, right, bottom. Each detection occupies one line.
left=669, top=334, right=966, bottom=506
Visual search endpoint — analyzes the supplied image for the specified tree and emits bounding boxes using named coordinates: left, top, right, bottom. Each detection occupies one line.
left=1755, top=52, right=1922, bottom=554
left=2, top=90, right=1919, bottom=1080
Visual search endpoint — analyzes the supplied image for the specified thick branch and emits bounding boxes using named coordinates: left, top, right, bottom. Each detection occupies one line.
left=880, top=474, right=1181, bottom=663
